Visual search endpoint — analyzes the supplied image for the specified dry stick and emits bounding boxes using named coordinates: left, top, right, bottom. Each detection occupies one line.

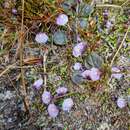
left=96, top=4, right=122, bottom=9
left=0, top=63, right=16, bottom=77
left=19, top=0, right=29, bottom=113
left=43, top=49, right=48, bottom=90
left=110, top=26, right=130, bottom=67
left=107, top=26, right=130, bottom=89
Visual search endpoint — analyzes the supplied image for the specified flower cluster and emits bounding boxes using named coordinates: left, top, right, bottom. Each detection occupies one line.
left=32, top=80, right=74, bottom=118
left=35, top=14, right=68, bottom=44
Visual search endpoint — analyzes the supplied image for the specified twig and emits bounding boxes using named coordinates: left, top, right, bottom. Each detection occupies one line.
left=0, top=63, right=16, bottom=77
left=43, top=49, right=48, bottom=89
left=96, top=4, right=122, bottom=9
left=110, top=26, right=130, bottom=67
left=121, top=0, right=129, bottom=7
left=19, top=0, right=29, bottom=113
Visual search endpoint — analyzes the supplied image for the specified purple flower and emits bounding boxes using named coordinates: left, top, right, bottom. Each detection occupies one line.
left=62, top=98, right=74, bottom=112
left=56, top=14, right=68, bottom=26
left=73, top=62, right=82, bottom=70
left=111, top=67, right=123, bottom=79
left=56, top=87, right=68, bottom=95
left=42, top=91, right=51, bottom=105
left=47, top=104, right=59, bottom=118
left=89, top=68, right=101, bottom=81
left=117, top=97, right=126, bottom=108
left=12, top=8, right=17, bottom=15
left=35, top=33, right=48, bottom=44
left=81, top=70, right=91, bottom=78
left=81, top=67, right=101, bottom=81
left=103, top=9, right=108, bottom=17
left=33, top=78, right=43, bottom=90
left=72, top=42, right=87, bottom=57
left=106, top=21, right=112, bottom=29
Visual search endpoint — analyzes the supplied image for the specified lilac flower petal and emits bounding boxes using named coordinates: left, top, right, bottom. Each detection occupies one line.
left=112, top=67, right=120, bottom=72
left=117, top=97, right=126, bottom=108
left=73, top=62, right=82, bottom=70
left=72, top=42, right=87, bottom=57
left=33, top=78, right=43, bottom=90
left=81, top=70, right=91, bottom=78
left=12, top=8, right=17, bottom=14
left=89, top=67, right=101, bottom=81
left=111, top=73, right=123, bottom=79
left=111, top=67, right=123, bottom=79
left=62, top=98, right=74, bottom=112
left=35, top=32, right=48, bottom=44
left=56, top=87, right=68, bottom=95
left=42, top=91, right=51, bottom=105
left=56, top=14, right=68, bottom=26
left=47, top=104, right=59, bottom=118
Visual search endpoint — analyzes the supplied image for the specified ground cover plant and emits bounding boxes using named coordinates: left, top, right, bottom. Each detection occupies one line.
left=0, top=0, right=130, bottom=129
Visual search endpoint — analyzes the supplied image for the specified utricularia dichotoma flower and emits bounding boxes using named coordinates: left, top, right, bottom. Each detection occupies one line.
left=56, top=14, right=68, bottom=26
left=56, top=87, right=68, bottom=95
left=111, top=67, right=123, bottom=79
left=73, top=62, right=82, bottom=71
left=33, top=78, right=43, bottom=90
left=42, top=91, right=52, bottom=105
left=33, top=82, right=73, bottom=118
left=82, top=67, right=101, bottom=81
left=47, top=104, right=59, bottom=118
left=35, top=32, right=48, bottom=44
left=116, top=97, right=126, bottom=109
left=72, top=42, right=87, bottom=57
left=62, top=98, right=74, bottom=112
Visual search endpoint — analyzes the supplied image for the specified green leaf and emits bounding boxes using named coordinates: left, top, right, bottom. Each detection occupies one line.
left=61, top=0, right=75, bottom=16
left=79, top=4, right=93, bottom=17
left=79, top=18, right=88, bottom=29
left=84, top=52, right=103, bottom=69
left=54, top=31, right=68, bottom=45
left=71, top=72, right=84, bottom=85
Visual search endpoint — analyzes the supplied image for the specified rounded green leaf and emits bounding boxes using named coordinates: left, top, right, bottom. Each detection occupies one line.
left=79, top=18, right=88, bottom=29
left=79, top=4, right=93, bottom=17
left=84, top=52, right=103, bottom=69
left=71, top=72, right=84, bottom=85
left=54, top=31, right=68, bottom=45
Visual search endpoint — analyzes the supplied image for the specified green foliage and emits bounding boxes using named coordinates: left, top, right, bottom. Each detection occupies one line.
left=71, top=71, right=84, bottom=85
left=53, top=31, right=68, bottom=45
left=84, top=52, right=103, bottom=69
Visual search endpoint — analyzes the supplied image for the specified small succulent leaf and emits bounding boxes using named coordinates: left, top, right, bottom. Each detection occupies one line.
left=54, top=31, right=67, bottom=45
left=71, top=71, right=84, bottom=84
left=85, top=52, right=103, bottom=69
left=79, top=4, right=93, bottom=17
